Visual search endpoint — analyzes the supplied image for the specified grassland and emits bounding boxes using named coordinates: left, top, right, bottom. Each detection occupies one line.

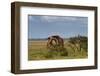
left=28, top=38, right=88, bottom=60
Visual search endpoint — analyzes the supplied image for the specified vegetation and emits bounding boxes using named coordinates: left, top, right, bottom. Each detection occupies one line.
left=28, top=35, right=88, bottom=60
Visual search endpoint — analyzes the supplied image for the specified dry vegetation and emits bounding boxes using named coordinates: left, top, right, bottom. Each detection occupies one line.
left=28, top=36, right=88, bottom=60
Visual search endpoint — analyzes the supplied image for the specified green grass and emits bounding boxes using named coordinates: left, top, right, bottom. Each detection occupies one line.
left=28, top=40, right=88, bottom=60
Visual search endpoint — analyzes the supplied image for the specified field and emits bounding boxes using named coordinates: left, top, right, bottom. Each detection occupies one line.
left=28, top=37, right=88, bottom=60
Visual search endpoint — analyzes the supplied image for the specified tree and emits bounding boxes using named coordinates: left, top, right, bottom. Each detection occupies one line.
left=68, top=35, right=88, bottom=53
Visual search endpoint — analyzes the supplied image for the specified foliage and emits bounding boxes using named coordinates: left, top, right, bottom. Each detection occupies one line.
left=68, top=35, right=88, bottom=52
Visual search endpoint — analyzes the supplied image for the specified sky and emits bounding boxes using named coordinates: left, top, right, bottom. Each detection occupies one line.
left=28, top=15, right=88, bottom=39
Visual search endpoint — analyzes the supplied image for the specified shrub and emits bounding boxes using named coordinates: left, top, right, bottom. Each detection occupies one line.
left=47, top=45, right=68, bottom=57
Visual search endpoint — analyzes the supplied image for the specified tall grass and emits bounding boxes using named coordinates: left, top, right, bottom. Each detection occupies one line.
left=28, top=39, right=87, bottom=60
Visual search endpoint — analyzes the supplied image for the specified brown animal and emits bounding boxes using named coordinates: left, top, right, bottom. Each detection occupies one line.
left=47, top=35, right=64, bottom=48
